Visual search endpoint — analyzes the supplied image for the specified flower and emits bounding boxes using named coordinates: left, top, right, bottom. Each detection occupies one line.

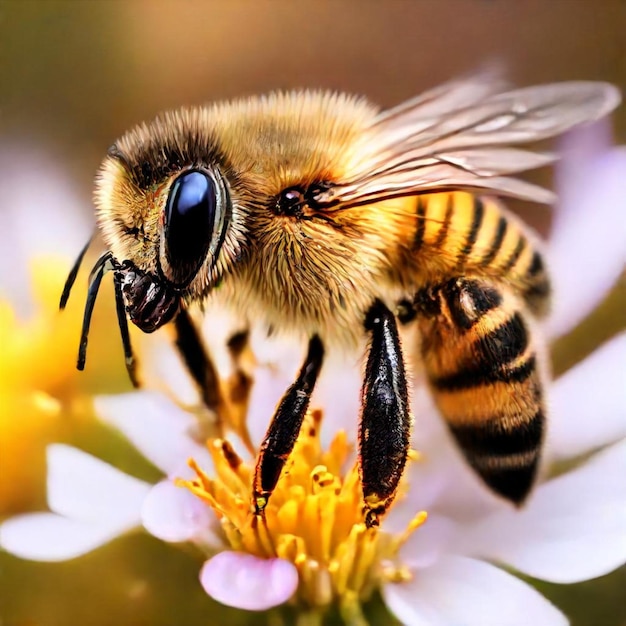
left=183, top=408, right=428, bottom=616
left=2, top=120, right=626, bottom=624
left=0, top=146, right=91, bottom=317
left=4, top=328, right=624, bottom=623
left=0, top=147, right=130, bottom=514
left=546, top=119, right=626, bottom=338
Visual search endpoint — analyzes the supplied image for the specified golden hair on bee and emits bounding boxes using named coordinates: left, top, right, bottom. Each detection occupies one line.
left=61, top=73, right=621, bottom=526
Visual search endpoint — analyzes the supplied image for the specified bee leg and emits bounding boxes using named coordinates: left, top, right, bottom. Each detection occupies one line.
left=223, top=330, right=257, bottom=453
left=360, top=300, right=411, bottom=528
left=113, top=273, right=139, bottom=387
left=225, top=330, right=254, bottom=408
left=174, top=314, right=259, bottom=450
left=253, top=335, right=324, bottom=514
left=414, top=278, right=545, bottom=504
left=173, top=309, right=223, bottom=414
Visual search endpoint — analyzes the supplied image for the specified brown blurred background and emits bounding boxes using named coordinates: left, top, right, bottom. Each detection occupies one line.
left=2, top=1, right=625, bottom=625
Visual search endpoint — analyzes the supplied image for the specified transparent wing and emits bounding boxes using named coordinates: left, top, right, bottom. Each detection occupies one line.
left=314, top=76, right=621, bottom=206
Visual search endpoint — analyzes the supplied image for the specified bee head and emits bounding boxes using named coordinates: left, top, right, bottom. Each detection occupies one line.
left=60, top=115, right=243, bottom=383
left=93, top=154, right=233, bottom=337
left=94, top=123, right=236, bottom=305
left=63, top=91, right=395, bottom=379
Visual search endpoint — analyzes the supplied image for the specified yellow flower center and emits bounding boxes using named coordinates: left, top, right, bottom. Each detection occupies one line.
left=0, top=256, right=126, bottom=513
left=180, top=409, right=426, bottom=616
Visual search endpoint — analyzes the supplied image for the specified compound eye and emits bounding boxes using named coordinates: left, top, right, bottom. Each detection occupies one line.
left=163, top=170, right=218, bottom=287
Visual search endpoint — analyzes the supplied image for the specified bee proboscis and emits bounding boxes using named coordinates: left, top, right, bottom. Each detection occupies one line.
left=61, top=74, right=620, bottom=526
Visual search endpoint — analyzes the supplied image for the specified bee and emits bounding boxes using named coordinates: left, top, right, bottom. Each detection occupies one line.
left=61, top=74, right=620, bottom=527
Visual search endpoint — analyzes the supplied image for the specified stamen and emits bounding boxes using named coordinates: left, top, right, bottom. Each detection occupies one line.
left=390, top=510, right=429, bottom=554
left=180, top=410, right=427, bottom=613
left=249, top=513, right=275, bottom=557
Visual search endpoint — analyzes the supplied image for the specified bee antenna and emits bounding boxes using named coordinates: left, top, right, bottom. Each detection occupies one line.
left=113, top=274, right=140, bottom=388
left=60, top=236, right=94, bottom=310
left=77, top=252, right=113, bottom=372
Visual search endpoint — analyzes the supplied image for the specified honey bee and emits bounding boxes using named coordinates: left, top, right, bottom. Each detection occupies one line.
left=61, top=74, right=620, bottom=527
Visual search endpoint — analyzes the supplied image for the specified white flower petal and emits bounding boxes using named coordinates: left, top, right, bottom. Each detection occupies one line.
left=199, top=303, right=249, bottom=373
left=95, top=391, right=212, bottom=475
left=315, top=352, right=363, bottom=447
left=246, top=331, right=362, bottom=449
left=248, top=327, right=303, bottom=376
left=47, top=444, right=150, bottom=525
left=557, top=116, right=612, bottom=161
left=141, top=334, right=200, bottom=407
left=463, top=439, right=626, bottom=583
left=0, top=146, right=91, bottom=317
left=548, top=333, right=626, bottom=459
left=401, top=388, right=507, bottom=522
left=0, top=513, right=131, bottom=562
left=245, top=355, right=299, bottom=449
left=141, top=480, right=218, bottom=545
left=547, top=126, right=626, bottom=337
left=200, top=552, right=298, bottom=611
left=383, top=555, right=567, bottom=626
left=395, top=514, right=460, bottom=570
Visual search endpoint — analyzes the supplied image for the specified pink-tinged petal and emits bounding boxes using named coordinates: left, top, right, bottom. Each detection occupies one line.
left=95, top=391, right=212, bottom=476
left=200, top=552, right=298, bottom=611
left=47, top=444, right=150, bottom=525
left=462, top=439, right=626, bottom=583
left=547, top=122, right=626, bottom=338
left=548, top=333, right=626, bottom=460
left=0, top=513, right=131, bottom=562
left=141, top=480, right=218, bottom=545
left=558, top=115, right=613, bottom=160
left=383, top=555, right=567, bottom=626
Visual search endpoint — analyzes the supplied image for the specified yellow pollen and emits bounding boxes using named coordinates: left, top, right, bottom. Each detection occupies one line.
left=179, top=409, right=427, bottom=612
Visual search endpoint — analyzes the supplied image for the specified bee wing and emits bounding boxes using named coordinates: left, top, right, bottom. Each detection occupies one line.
left=315, top=78, right=621, bottom=206
left=372, top=70, right=509, bottom=128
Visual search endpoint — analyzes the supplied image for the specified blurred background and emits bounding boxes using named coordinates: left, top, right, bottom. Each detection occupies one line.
left=1, top=1, right=625, bottom=625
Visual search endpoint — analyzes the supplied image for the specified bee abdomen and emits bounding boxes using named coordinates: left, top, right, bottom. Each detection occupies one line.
left=521, top=249, right=551, bottom=314
left=431, top=310, right=533, bottom=391
left=415, top=278, right=545, bottom=504
left=449, top=409, right=544, bottom=503
left=412, top=192, right=551, bottom=315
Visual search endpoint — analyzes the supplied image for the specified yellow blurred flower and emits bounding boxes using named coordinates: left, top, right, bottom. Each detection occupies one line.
left=0, top=256, right=130, bottom=513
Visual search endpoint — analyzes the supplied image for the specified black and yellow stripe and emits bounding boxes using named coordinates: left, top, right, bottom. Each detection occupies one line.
left=415, top=277, right=544, bottom=504
left=480, top=215, right=507, bottom=268
left=411, top=191, right=551, bottom=316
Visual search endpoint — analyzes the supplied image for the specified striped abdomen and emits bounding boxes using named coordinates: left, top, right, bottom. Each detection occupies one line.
left=415, top=277, right=545, bottom=503
left=411, top=192, right=550, bottom=315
